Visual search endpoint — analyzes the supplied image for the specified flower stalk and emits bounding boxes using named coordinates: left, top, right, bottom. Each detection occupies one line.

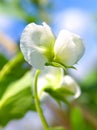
left=33, top=69, right=49, bottom=130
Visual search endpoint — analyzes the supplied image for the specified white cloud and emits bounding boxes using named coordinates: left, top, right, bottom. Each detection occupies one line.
left=53, top=8, right=90, bottom=35
left=0, top=15, right=13, bottom=31
left=63, top=10, right=88, bottom=32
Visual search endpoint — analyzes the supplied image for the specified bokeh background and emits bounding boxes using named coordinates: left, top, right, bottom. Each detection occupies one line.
left=0, top=0, right=97, bottom=130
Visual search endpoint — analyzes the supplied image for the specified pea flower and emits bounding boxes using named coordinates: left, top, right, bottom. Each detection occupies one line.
left=20, top=22, right=85, bottom=69
left=32, top=66, right=81, bottom=100
left=54, top=30, right=85, bottom=66
left=61, top=75, right=81, bottom=100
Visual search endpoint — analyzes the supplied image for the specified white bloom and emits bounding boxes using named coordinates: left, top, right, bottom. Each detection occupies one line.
left=54, top=30, right=85, bottom=66
left=61, top=75, right=81, bottom=99
left=32, top=66, right=63, bottom=98
left=20, top=22, right=85, bottom=69
left=32, top=67, right=80, bottom=100
left=20, top=22, right=55, bottom=69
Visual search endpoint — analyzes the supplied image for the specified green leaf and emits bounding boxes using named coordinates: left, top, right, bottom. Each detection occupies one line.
left=56, top=87, right=74, bottom=96
left=0, top=52, right=29, bottom=98
left=0, top=72, right=35, bottom=126
left=80, top=67, right=97, bottom=115
left=0, top=53, right=8, bottom=70
left=70, top=107, right=86, bottom=130
left=44, top=87, right=72, bottom=105
left=0, top=52, right=36, bottom=126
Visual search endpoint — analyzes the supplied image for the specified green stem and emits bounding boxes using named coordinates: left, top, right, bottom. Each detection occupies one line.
left=33, top=69, right=49, bottom=130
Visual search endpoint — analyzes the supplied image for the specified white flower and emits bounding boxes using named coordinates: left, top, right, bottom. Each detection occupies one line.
left=20, top=22, right=55, bottom=69
left=20, top=22, right=85, bottom=69
left=61, top=75, right=81, bottom=100
left=32, top=66, right=81, bottom=100
left=32, top=66, right=63, bottom=98
left=54, top=30, right=85, bottom=66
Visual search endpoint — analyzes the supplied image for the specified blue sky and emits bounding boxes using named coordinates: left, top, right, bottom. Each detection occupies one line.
left=53, top=0, right=97, bottom=12
left=0, top=0, right=97, bottom=80
left=0, top=16, right=26, bottom=42
left=0, top=0, right=97, bottom=42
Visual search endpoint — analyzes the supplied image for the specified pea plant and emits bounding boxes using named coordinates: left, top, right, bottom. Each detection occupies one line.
left=20, top=22, right=85, bottom=130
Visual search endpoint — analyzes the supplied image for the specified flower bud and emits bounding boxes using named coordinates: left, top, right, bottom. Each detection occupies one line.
left=61, top=75, right=81, bottom=99
left=32, top=67, right=80, bottom=100
left=54, top=30, right=85, bottom=66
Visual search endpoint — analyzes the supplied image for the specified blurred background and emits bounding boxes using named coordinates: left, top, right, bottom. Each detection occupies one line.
left=0, top=0, right=97, bottom=130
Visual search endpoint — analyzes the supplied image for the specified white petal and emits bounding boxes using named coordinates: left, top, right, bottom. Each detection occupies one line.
left=62, top=75, right=81, bottom=99
left=20, top=22, right=55, bottom=69
left=38, top=66, right=63, bottom=90
left=72, top=35, right=85, bottom=63
left=32, top=66, right=63, bottom=99
left=54, top=30, right=85, bottom=66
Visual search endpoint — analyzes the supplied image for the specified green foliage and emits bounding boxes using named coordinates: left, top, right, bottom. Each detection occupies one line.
left=0, top=2, right=27, bottom=19
left=0, top=0, right=52, bottom=23
left=0, top=72, right=35, bottom=126
left=70, top=107, right=93, bottom=130
left=70, top=107, right=86, bottom=130
left=44, top=87, right=74, bottom=105
left=0, top=52, right=29, bottom=98
left=0, top=52, right=35, bottom=126
left=0, top=53, right=8, bottom=70
left=80, top=67, right=97, bottom=114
